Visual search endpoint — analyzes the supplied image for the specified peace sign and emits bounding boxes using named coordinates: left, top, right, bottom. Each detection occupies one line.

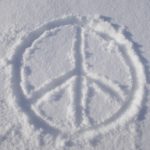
left=6, top=16, right=146, bottom=146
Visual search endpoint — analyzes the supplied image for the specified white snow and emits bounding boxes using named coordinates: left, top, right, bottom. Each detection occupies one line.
left=0, top=1, right=150, bottom=150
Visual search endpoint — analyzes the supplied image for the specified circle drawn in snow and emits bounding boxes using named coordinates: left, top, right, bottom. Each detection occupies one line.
left=6, top=16, right=146, bottom=144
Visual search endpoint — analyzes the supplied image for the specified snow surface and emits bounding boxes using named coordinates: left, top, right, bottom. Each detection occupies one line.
left=0, top=1, right=150, bottom=150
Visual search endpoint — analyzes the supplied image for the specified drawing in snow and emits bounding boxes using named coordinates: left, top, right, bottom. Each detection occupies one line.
left=1, top=16, right=146, bottom=148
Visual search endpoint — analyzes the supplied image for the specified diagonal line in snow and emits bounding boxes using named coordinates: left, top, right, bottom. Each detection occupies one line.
left=29, top=69, right=75, bottom=103
left=86, top=74, right=125, bottom=105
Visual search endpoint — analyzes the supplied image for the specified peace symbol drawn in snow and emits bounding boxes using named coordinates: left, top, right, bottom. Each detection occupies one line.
left=6, top=16, right=146, bottom=144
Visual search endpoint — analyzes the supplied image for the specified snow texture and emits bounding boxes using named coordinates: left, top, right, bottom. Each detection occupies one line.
left=0, top=1, right=150, bottom=150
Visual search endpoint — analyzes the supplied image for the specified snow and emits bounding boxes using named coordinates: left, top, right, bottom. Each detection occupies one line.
left=0, top=1, right=150, bottom=150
